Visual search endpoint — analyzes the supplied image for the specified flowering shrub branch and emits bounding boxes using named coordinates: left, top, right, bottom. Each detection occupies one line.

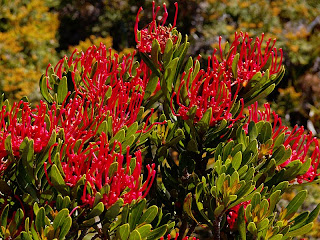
left=0, top=2, right=319, bottom=240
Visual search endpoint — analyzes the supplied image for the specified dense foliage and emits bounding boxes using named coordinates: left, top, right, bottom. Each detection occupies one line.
left=1, top=1, right=320, bottom=240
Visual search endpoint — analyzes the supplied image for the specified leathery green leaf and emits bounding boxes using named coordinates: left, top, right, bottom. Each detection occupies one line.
left=138, top=205, right=158, bottom=225
left=57, top=76, right=68, bottom=104
left=285, top=190, right=307, bottom=219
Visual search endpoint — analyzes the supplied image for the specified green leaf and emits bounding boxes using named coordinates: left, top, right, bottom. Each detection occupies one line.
left=196, top=107, right=212, bottom=135
left=268, top=190, right=281, bottom=215
left=147, top=224, right=167, bottom=240
left=163, top=38, right=174, bottom=68
left=138, top=206, right=158, bottom=225
left=306, top=204, right=320, bottom=224
left=20, top=231, right=33, bottom=240
left=17, top=160, right=38, bottom=200
left=87, top=202, right=104, bottom=219
left=273, top=133, right=285, bottom=149
left=247, top=222, right=257, bottom=235
left=30, top=221, right=40, bottom=240
left=258, top=122, right=272, bottom=143
left=21, top=139, right=34, bottom=178
left=144, top=73, right=159, bottom=100
left=119, top=223, right=130, bottom=240
left=136, top=224, right=152, bottom=239
left=140, top=53, right=161, bottom=77
left=53, top=209, right=69, bottom=230
left=298, top=158, right=311, bottom=176
left=232, top=53, right=239, bottom=79
left=110, top=129, right=126, bottom=145
left=59, top=216, right=72, bottom=239
left=285, top=222, right=313, bottom=237
left=164, top=57, right=179, bottom=93
left=39, top=74, right=53, bottom=103
left=285, top=190, right=307, bottom=219
left=0, top=204, right=9, bottom=228
left=129, top=199, right=146, bottom=230
left=105, top=199, right=124, bottom=221
left=14, top=208, right=24, bottom=228
left=51, top=164, right=68, bottom=195
left=237, top=206, right=246, bottom=240
left=248, top=121, right=258, bottom=141
left=232, top=152, right=242, bottom=170
left=151, top=39, right=160, bottom=66
left=35, top=207, right=45, bottom=231
left=105, top=86, right=112, bottom=100
left=57, top=76, right=68, bottom=104
left=109, top=162, right=119, bottom=178
left=129, top=229, right=142, bottom=240
left=214, top=205, right=225, bottom=217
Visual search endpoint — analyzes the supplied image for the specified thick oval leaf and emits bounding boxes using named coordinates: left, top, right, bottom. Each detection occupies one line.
left=138, top=206, right=158, bottom=225
left=285, top=190, right=307, bottom=219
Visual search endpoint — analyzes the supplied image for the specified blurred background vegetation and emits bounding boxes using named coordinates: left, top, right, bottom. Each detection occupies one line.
left=1, top=0, right=320, bottom=238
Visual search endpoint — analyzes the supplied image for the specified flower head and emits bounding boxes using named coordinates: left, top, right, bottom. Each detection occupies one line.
left=170, top=58, right=244, bottom=126
left=135, top=2, right=178, bottom=54
left=58, top=133, right=155, bottom=207
left=246, top=102, right=320, bottom=183
left=215, top=32, right=283, bottom=86
left=0, top=101, right=54, bottom=175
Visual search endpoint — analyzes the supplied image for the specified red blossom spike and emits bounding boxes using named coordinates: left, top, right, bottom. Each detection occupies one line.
left=47, top=45, right=159, bottom=137
left=135, top=1, right=179, bottom=54
left=0, top=101, right=55, bottom=175
left=171, top=58, right=244, bottom=126
left=213, top=32, right=283, bottom=86
left=53, top=133, right=156, bottom=207
left=246, top=102, right=320, bottom=182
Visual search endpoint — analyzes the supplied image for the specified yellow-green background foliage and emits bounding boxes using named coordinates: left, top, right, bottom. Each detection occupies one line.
left=0, top=0, right=59, bottom=102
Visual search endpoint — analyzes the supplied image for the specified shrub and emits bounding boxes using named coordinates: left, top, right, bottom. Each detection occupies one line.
left=0, top=2, right=319, bottom=239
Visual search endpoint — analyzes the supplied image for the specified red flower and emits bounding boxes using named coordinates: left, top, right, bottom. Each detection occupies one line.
left=0, top=101, right=54, bottom=175
left=170, top=58, right=244, bottom=126
left=58, top=133, right=156, bottom=207
left=214, top=32, right=283, bottom=85
left=246, top=102, right=320, bottom=183
left=47, top=44, right=159, bottom=135
left=135, top=2, right=178, bottom=54
left=226, top=201, right=250, bottom=230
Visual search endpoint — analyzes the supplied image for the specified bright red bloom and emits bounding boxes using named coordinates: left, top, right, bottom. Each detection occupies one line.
left=59, top=133, right=156, bottom=207
left=215, top=32, right=283, bottom=85
left=247, top=102, right=320, bottom=183
left=47, top=44, right=158, bottom=135
left=135, top=2, right=178, bottom=54
left=0, top=101, right=54, bottom=175
left=170, top=58, right=244, bottom=126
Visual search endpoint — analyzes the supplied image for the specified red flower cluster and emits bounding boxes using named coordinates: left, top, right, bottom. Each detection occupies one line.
left=61, top=133, right=155, bottom=207
left=47, top=44, right=158, bottom=134
left=135, top=2, right=178, bottom=54
left=247, top=102, right=320, bottom=183
left=0, top=101, right=54, bottom=175
left=44, top=46, right=160, bottom=206
left=170, top=58, right=244, bottom=125
left=215, top=32, right=283, bottom=86
left=170, top=32, right=283, bottom=126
